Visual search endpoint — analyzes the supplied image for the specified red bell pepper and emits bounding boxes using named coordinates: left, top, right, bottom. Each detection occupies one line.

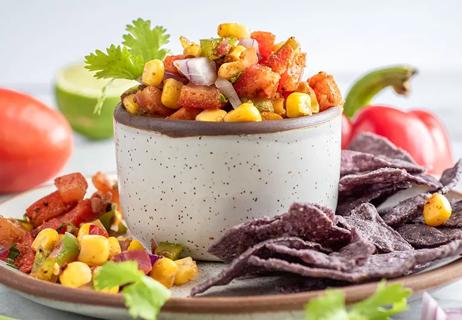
left=343, top=66, right=453, bottom=174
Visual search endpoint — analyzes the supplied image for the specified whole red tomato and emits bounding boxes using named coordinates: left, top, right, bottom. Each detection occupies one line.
left=0, top=88, right=73, bottom=193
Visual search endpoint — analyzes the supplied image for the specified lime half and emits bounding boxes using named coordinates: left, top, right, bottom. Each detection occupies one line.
left=54, top=63, right=138, bottom=140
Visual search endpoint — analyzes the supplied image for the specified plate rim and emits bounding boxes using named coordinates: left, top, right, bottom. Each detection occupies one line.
left=1, top=185, right=462, bottom=314
left=2, top=258, right=462, bottom=314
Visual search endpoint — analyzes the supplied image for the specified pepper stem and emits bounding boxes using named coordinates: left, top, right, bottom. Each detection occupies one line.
left=343, top=65, right=418, bottom=118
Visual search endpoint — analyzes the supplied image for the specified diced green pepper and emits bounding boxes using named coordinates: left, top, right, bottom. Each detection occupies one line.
left=99, top=205, right=127, bottom=236
left=31, top=233, right=79, bottom=281
left=155, top=242, right=184, bottom=260
left=200, top=38, right=222, bottom=60
left=252, top=99, right=274, bottom=113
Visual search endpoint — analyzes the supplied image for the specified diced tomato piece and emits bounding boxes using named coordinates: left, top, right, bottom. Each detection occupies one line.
left=26, top=191, right=76, bottom=227
left=234, top=64, right=281, bottom=99
left=251, top=31, right=276, bottom=61
left=135, top=86, right=174, bottom=117
left=177, top=85, right=225, bottom=109
left=0, top=217, right=27, bottom=248
left=167, top=107, right=202, bottom=120
left=264, top=44, right=295, bottom=75
left=61, top=199, right=98, bottom=227
left=278, top=53, right=306, bottom=94
left=89, top=224, right=109, bottom=237
left=92, top=172, right=113, bottom=195
left=164, top=54, right=192, bottom=74
left=54, top=173, right=88, bottom=204
left=31, top=219, right=62, bottom=237
left=15, top=233, right=35, bottom=273
left=308, top=72, right=343, bottom=111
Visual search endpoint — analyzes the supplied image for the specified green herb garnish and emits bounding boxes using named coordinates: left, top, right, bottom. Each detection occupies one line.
left=84, top=18, right=170, bottom=113
left=94, top=261, right=170, bottom=320
left=304, top=281, right=411, bottom=320
left=6, top=244, right=20, bottom=268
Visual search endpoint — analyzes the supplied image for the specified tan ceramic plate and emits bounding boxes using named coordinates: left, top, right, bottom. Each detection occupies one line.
left=1, top=182, right=461, bottom=320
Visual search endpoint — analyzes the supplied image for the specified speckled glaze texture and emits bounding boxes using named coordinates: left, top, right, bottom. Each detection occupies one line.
left=114, top=109, right=342, bottom=260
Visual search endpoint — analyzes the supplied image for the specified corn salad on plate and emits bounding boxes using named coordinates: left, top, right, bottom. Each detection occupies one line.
left=1, top=177, right=462, bottom=320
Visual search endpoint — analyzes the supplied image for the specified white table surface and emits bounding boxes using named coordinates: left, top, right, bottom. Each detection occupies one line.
left=1, top=74, right=462, bottom=319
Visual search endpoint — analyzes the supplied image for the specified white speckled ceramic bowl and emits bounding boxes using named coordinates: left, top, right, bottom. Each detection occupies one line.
left=114, top=105, right=342, bottom=260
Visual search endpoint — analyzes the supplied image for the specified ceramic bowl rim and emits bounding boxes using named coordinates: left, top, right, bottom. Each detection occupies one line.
left=113, top=104, right=342, bottom=137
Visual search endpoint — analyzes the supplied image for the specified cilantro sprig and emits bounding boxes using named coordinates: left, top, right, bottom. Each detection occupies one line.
left=94, top=261, right=171, bottom=320
left=304, top=281, right=411, bottom=320
left=85, top=18, right=170, bottom=81
left=84, top=18, right=170, bottom=113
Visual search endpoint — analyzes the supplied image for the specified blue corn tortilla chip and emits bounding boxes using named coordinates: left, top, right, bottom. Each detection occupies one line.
left=191, top=236, right=373, bottom=296
left=337, top=183, right=410, bottom=216
left=339, top=168, right=441, bottom=197
left=397, top=224, right=462, bottom=248
left=341, top=203, right=413, bottom=252
left=443, top=200, right=462, bottom=227
left=379, top=193, right=430, bottom=227
left=440, top=159, right=462, bottom=193
left=348, top=132, right=417, bottom=164
left=208, top=203, right=351, bottom=262
left=340, top=150, right=424, bottom=177
left=247, top=239, right=462, bottom=283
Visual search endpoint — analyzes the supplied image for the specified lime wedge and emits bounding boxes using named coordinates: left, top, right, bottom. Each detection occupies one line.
left=54, top=63, right=138, bottom=140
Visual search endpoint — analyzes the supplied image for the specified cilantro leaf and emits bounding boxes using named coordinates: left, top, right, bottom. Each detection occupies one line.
left=304, top=290, right=349, bottom=320
left=123, top=18, right=170, bottom=62
left=304, top=282, right=411, bottom=320
left=85, top=45, right=144, bottom=80
left=94, top=261, right=144, bottom=290
left=123, top=276, right=171, bottom=320
left=84, top=18, right=170, bottom=81
left=94, top=261, right=171, bottom=320
left=349, top=281, right=412, bottom=320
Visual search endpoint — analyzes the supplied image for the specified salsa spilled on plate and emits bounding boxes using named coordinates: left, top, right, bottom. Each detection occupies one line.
left=0, top=172, right=198, bottom=291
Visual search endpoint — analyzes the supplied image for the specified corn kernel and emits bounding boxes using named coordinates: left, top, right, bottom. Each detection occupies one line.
left=127, top=239, right=145, bottom=251
left=218, top=61, right=244, bottom=81
left=108, top=237, right=121, bottom=257
left=123, top=94, right=140, bottom=114
left=180, top=36, right=201, bottom=56
left=78, top=235, right=110, bottom=266
left=59, top=262, right=92, bottom=288
left=161, top=78, right=183, bottom=109
left=224, top=103, right=262, bottom=122
left=227, top=45, right=246, bottom=61
left=141, top=59, right=165, bottom=87
left=93, top=267, right=119, bottom=294
left=272, top=98, right=286, bottom=116
left=174, top=257, right=199, bottom=286
left=32, top=228, right=59, bottom=252
left=286, top=92, right=312, bottom=118
left=217, top=23, right=250, bottom=39
left=184, top=44, right=201, bottom=57
left=196, top=109, right=227, bottom=122
left=77, top=223, right=91, bottom=240
left=423, top=193, right=452, bottom=227
left=150, top=257, right=178, bottom=288
left=261, top=112, right=283, bottom=120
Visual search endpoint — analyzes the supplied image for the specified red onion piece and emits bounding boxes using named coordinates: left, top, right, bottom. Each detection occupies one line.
left=421, top=292, right=448, bottom=320
left=113, top=250, right=152, bottom=274
left=164, top=71, right=188, bottom=84
left=215, top=78, right=242, bottom=109
left=0, top=246, right=9, bottom=261
left=173, top=57, right=217, bottom=86
left=149, top=253, right=162, bottom=266
left=239, top=38, right=260, bottom=58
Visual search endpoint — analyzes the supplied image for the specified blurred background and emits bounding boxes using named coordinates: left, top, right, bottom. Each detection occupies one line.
left=1, top=0, right=461, bottom=175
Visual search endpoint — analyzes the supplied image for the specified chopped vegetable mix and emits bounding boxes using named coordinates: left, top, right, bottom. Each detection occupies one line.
left=85, top=19, right=342, bottom=121
left=0, top=171, right=198, bottom=320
